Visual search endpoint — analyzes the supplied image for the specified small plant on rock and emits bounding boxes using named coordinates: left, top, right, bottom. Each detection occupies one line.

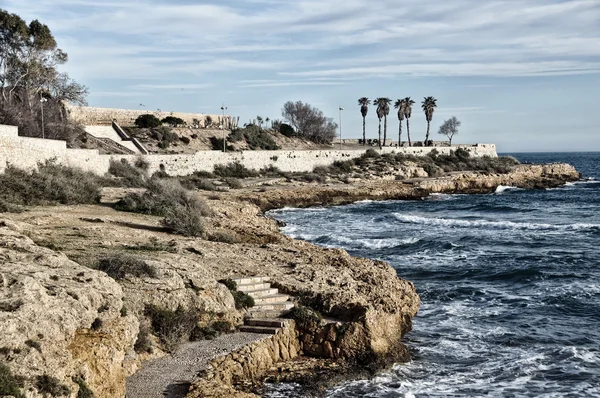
left=0, top=363, right=24, bottom=398
left=36, top=374, right=71, bottom=397
left=96, top=255, right=157, bottom=280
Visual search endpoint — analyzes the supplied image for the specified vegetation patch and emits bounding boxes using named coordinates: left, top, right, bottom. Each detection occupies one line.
left=96, top=255, right=157, bottom=280
left=144, top=304, right=199, bottom=352
left=108, top=158, right=147, bottom=187
left=0, top=363, right=24, bottom=398
left=0, top=299, right=23, bottom=312
left=134, top=323, right=153, bottom=354
left=36, top=375, right=71, bottom=397
left=0, top=162, right=102, bottom=208
left=208, top=230, right=241, bottom=244
left=286, top=304, right=322, bottom=330
left=228, top=125, right=280, bottom=150
left=114, top=179, right=211, bottom=237
left=213, top=162, right=258, bottom=178
left=218, top=279, right=255, bottom=310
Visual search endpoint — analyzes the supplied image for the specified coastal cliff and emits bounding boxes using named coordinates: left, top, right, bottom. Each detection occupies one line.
left=0, top=163, right=579, bottom=398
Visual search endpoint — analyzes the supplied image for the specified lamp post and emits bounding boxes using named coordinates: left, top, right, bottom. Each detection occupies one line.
left=220, top=104, right=227, bottom=152
left=339, top=106, right=344, bottom=150
left=40, top=98, right=48, bottom=139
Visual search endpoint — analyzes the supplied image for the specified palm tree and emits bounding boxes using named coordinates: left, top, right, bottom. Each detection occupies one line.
left=374, top=97, right=392, bottom=148
left=421, top=96, right=438, bottom=146
left=358, top=97, right=370, bottom=145
left=265, top=117, right=270, bottom=129
left=394, top=98, right=406, bottom=146
left=256, top=115, right=263, bottom=128
left=403, top=97, right=415, bottom=147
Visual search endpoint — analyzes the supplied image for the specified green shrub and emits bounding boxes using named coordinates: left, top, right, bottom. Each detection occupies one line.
left=0, top=363, right=24, bottom=398
left=180, top=136, right=190, bottom=145
left=218, top=279, right=254, bottom=309
left=36, top=375, right=71, bottom=397
left=96, top=255, right=157, bottom=280
left=286, top=304, right=321, bottom=330
left=279, top=123, right=295, bottom=137
left=363, top=148, right=381, bottom=158
left=145, top=305, right=198, bottom=352
left=161, top=116, right=185, bottom=127
left=0, top=161, right=102, bottom=207
left=213, top=162, right=258, bottom=178
left=108, top=159, right=147, bottom=187
left=223, top=178, right=242, bottom=189
left=234, top=125, right=280, bottom=150
left=210, top=137, right=233, bottom=151
left=114, top=179, right=211, bottom=237
left=90, top=318, right=103, bottom=331
left=120, top=306, right=128, bottom=317
left=179, top=176, right=218, bottom=191
left=73, top=376, right=94, bottom=398
left=0, top=299, right=23, bottom=312
left=298, top=173, right=326, bottom=183
left=135, top=114, right=161, bottom=128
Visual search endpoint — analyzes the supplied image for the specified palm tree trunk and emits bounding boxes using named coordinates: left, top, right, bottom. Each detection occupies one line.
left=425, top=121, right=430, bottom=146
left=378, top=120, right=382, bottom=149
left=362, top=116, right=366, bottom=145
left=406, top=119, right=412, bottom=147
left=383, top=116, right=387, bottom=146
left=398, top=121, right=402, bottom=147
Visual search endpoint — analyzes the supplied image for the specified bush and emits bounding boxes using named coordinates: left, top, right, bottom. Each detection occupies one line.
left=0, top=299, right=23, bottom=312
left=232, top=125, right=280, bottom=150
left=0, top=363, right=24, bottom=398
left=223, top=178, right=242, bottom=189
left=208, top=230, right=241, bottom=244
left=145, top=304, right=199, bottom=352
left=135, top=114, right=161, bottom=128
left=209, top=137, right=233, bottom=151
left=90, top=318, right=103, bottom=331
left=134, top=323, right=153, bottom=354
left=218, top=279, right=255, bottom=309
left=279, top=123, right=295, bottom=137
left=213, top=162, right=258, bottom=178
left=0, top=161, right=102, bottom=207
left=72, top=376, right=94, bottom=398
left=36, top=375, right=71, bottom=397
left=114, top=179, right=212, bottom=237
left=96, top=255, right=157, bottom=280
left=108, top=159, right=147, bottom=187
left=161, top=116, right=185, bottom=127
left=180, top=136, right=190, bottom=145
left=286, top=304, right=321, bottom=330
left=363, top=148, right=381, bottom=158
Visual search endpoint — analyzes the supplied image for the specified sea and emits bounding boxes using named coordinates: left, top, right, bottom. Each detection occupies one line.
left=267, top=152, right=600, bottom=398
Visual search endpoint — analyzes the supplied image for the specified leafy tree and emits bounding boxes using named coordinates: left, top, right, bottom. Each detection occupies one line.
left=438, top=116, right=461, bottom=145
left=373, top=98, right=391, bottom=148
left=394, top=98, right=406, bottom=146
left=358, top=97, right=370, bottom=146
left=0, top=9, right=87, bottom=139
left=422, top=96, right=438, bottom=146
left=135, top=114, right=161, bottom=128
left=204, top=115, right=212, bottom=128
left=161, top=116, right=184, bottom=127
left=403, top=97, right=415, bottom=147
left=281, top=101, right=337, bottom=144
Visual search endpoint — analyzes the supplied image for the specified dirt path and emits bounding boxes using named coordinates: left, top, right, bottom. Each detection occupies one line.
left=126, top=332, right=268, bottom=398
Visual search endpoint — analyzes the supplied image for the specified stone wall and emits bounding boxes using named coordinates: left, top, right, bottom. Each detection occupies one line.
left=0, top=124, right=498, bottom=176
left=188, top=321, right=301, bottom=398
left=64, top=103, right=230, bottom=127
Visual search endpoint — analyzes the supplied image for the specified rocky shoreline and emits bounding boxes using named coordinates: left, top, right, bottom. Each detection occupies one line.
left=0, top=162, right=580, bottom=398
left=187, top=162, right=580, bottom=397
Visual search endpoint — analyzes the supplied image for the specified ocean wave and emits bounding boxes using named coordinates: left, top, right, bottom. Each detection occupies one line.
left=392, top=213, right=600, bottom=232
left=494, top=185, right=524, bottom=194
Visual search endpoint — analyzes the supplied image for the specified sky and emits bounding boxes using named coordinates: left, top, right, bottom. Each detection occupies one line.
left=3, top=0, right=600, bottom=152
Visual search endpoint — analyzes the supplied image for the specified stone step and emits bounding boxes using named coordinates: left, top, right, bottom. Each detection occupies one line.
left=245, top=318, right=288, bottom=328
left=232, top=276, right=270, bottom=285
left=239, top=325, right=280, bottom=335
left=249, top=302, right=294, bottom=312
left=245, top=288, right=279, bottom=298
left=237, top=282, right=271, bottom=292
left=246, top=309, right=292, bottom=319
left=253, top=294, right=290, bottom=305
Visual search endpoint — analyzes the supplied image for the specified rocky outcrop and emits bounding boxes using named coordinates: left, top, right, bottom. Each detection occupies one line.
left=0, top=219, right=138, bottom=398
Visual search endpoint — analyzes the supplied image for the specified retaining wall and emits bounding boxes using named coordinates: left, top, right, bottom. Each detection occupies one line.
left=0, top=124, right=497, bottom=176
left=64, top=104, right=230, bottom=127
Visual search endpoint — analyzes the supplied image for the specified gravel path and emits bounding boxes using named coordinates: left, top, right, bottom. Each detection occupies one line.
left=126, top=332, right=269, bottom=398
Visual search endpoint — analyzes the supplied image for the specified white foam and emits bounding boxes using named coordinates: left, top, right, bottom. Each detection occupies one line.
left=494, top=185, right=523, bottom=193
left=392, top=213, right=600, bottom=232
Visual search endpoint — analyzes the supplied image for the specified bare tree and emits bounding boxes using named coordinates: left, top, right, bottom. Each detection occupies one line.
left=281, top=101, right=337, bottom=144
left=438, top=116, right=461, bottom=145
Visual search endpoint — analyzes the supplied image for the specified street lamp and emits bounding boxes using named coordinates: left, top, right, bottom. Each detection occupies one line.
left=40, top=98, right=48, bottom=139
left=339, top=106, right=344, bottom=150
left=220, top=104, right=227, bottom=152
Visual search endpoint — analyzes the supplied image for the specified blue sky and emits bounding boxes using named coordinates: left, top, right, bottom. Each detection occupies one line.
left=5, top=0, right=600, bottom=152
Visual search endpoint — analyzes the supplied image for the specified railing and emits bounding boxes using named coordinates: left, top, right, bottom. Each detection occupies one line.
left=111, top=121, right=149, bottom=155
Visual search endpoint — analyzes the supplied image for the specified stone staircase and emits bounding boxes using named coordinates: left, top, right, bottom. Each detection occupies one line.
left=232, top=276, right=294, bottom=335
